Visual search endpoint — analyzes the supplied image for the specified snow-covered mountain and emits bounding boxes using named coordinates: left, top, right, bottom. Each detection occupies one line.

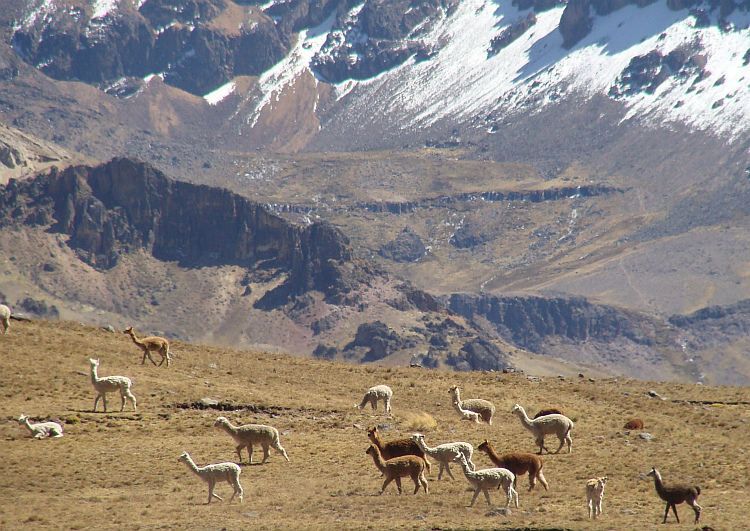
left=6, top=0, right=750, bottom=144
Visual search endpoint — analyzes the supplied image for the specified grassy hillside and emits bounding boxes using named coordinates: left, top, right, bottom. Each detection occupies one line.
left=2, top=319, right=749, bottom=530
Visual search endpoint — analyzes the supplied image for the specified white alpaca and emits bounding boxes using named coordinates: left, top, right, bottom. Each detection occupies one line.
left=452, top=399, right=482, bottom=423
left=356, top=384, right=393, bottom=412
left=0, top=304, right=10, bottom=334
left=89, top=358, right=137, bottom=412
left=453, top=453, right=518, bottom=508
left=178, top=451, right=243, bottom=504
left=510, top=404, right=574, bottom=454
left=18, top=413, right=64, bottom=439
left=448, top=386, right=495, bottom=424
left=213, top=416, right=289, bottom=464
left=586, top=476, right=608, bottom=518
left=411, top=433, right=474, bottom=480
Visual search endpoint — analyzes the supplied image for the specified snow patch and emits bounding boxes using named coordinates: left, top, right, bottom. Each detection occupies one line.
left=205, top=81, right=237, bottom=105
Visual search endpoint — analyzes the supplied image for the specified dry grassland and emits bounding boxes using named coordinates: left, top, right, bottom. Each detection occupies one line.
left=2, top=319, right=749, bottom=531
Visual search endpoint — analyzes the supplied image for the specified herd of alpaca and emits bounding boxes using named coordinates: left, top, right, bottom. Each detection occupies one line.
left=355, top=385, right=702, bottom=522
left=8, top=314, right=704, bottom=521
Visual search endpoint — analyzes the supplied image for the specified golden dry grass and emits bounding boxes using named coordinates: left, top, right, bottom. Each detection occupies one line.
left=2, top=319, right=749, bottom=530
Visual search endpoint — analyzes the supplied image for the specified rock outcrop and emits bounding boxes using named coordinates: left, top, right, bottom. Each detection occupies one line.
left=559, top=0, right=592, bottom=49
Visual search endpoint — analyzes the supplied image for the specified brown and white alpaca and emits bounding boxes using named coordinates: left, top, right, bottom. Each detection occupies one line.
left=647, top=467, right=701, bottom=524
left=367, top=426, right=431, bottom=473
left=123, top=326, right=171, bottom=367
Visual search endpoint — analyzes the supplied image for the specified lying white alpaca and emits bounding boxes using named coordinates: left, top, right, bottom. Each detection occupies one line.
left=213, top=416, right=290, bottom=464
left=586, top=476, right=608, bottom=518
left=452, top=399, right=482, bottom=423
left=355, top=384, right=393, bottom=412
left=18, top=413, right=64, bottom=439
left=89, top=358, right=137, bottom=412
left=449, top=386, right=495, bottom=424
left=178, top=451, right=243, bottom=504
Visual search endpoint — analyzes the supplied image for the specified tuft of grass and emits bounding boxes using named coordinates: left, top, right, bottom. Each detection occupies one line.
left=401, top=411, right=437, bottom=432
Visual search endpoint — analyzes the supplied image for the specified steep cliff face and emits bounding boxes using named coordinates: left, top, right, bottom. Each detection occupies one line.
left=10, top=0, right=289, bottom=97
left=446, top=293, right=655, bottom=351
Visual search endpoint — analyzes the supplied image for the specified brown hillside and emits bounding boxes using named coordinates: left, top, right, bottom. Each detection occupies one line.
left=1, top=319, right=749, bottom=530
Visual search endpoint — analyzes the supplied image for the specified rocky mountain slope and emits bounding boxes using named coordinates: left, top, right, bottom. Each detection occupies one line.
left=1, top=0, right=750, bottom=384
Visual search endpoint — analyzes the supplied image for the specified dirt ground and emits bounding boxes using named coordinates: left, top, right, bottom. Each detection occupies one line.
left=2, top=319, right=749, bottom=530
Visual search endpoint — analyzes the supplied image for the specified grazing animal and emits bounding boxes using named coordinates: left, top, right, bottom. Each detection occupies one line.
left=356, top=384, right=393, bottom=412
left=123, top=326, right=171, bottom=367
left=411, top=433, right=474, bottom=480
left=624, top=418, right=644, bottom=430
left=448, top=385, right=495, bottom=424
left=365, top=445, right=428, bottom=495
left=534, top=407, right=565, bottom=419
left=213, top=416, right=289, bottom=464
left=89, top=358, right=137, bottom=412
left=586, top=476, right=608, bottom=519
left=0, top=304, right=10, bottom=334
left=17, top=414, right=64, bottom=439
left=510, top=404, right=574, bottom=454
left=453, top=453, right=518, bottom=508
left=452, top=399, right=482, bottom=423
left=178, top=451, right=243, bottom=504
left=476, top=440, right=548, bottom=491
left=647, top=467, right=701, bottom=524
left=367, top=426, right=430, bottom=473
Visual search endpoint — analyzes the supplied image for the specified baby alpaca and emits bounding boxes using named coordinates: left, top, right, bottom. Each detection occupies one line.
left=18, top=414, right=64, bottom=439
left=366, top=445, right=428, bottom=495
left=586, top=476, right=608, bottom=518
left=452, top=400, right=482, bottom=423
left=89, top=358, right=137, bottom=412
left=0, top=304, right=10, bottom=334
left=356, top=385, right=393, bottom=412
left=178, top=451, right=243, bottom=504
left=213, top=416, right=290, bottom=464
left=448, top=385, right=495, bottom=424
left=647, top=467, right=701, bottom=524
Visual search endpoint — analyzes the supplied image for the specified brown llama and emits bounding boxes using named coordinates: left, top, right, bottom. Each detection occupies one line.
left=647, top=467, right=701, bottom=524
left=123, top=326, right=171, bottom=367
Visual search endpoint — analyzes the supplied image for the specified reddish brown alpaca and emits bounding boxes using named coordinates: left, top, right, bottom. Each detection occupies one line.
left=124, top=326, right=171, bottom=367
left=476, top=440, right=549, bottom=491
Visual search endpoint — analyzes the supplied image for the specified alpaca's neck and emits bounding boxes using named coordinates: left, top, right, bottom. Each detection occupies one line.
left=127, top=331, right=144, bottom=346
left=21, top=418, right=34, bottom=432
left=90, top=365, right=100, bottom=384
left=182, top=456, right=202, bottom=476
left=651, top=472, right=667, bottom=497
left=452, top=400, right=465, bottom=413
left=414, top=437, right=433, bottom=453
left=368, top=433, right=383, bottom=450
left=218, top=420, right=237, bottom=435
left=457, top=458, right=476, bottom=481
left=515, top=408, right=533, bottom=428
left=481, top=443, right=498, bottom=459
left=451, top=388, right=461, bottom=403
left=368, top=450, right=387, bottom=473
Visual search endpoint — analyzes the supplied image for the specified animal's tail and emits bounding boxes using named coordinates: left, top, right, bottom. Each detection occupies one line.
left=695, top=486, right=701, bottom=495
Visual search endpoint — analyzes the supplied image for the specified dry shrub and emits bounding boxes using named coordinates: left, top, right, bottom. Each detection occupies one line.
left=401, top=411, right=437, bottom=432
